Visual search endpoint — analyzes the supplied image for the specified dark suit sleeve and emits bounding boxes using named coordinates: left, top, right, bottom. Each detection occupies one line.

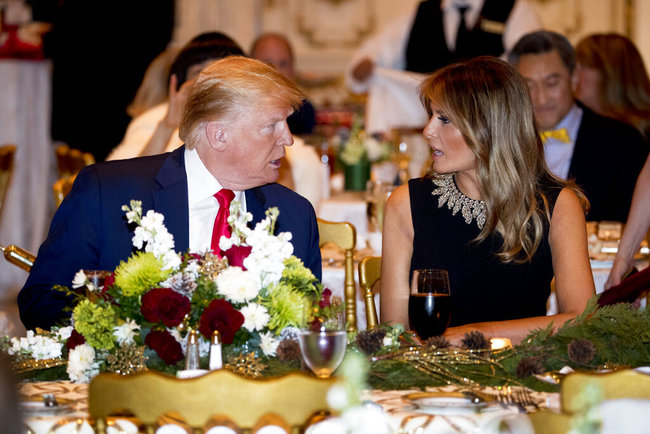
left=610, top=130, right=648, bottom=222
left=18, top=166, right=104, bottom=330
left=303, top=201, right=322, bottom=282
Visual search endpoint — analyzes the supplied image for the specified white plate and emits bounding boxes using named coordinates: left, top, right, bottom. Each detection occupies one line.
left=404, top=391, right=495, bottom=414
left=18, top=397, right=74, bottom=415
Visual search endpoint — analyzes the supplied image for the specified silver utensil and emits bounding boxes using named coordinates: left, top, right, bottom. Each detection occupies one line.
left=42, top=394, right=58, bottom=407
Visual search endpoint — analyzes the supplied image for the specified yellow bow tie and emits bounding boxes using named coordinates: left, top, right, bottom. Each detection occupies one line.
left=540, top=128, right=571, bottom=143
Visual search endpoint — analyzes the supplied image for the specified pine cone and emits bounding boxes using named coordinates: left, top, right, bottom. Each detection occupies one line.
left=460, top=331, right=490, bottom=350
left=425, top=335, right=451, bottom=349
left=356, top=329, right=387, bottom=355
left=276, top=339, right=301, bottom=362
left=567, top=338, right=596, bottom=365
left=515, top=356, right=545, bottom=378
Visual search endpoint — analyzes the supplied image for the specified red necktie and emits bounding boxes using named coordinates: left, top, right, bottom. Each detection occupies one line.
left=211, top=189, right=235, bottom=255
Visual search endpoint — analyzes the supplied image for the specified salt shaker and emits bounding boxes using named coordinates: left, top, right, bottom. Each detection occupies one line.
left=185, top=330, right=200, bottom=370
left=209, top=330, right=223, bottom=370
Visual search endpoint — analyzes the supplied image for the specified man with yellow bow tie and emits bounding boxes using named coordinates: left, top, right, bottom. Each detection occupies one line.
left=509, top=31, right=648, bottom=222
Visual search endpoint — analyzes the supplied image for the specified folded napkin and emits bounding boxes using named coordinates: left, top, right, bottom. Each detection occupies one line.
left=597, top=266, right=650, bottom=306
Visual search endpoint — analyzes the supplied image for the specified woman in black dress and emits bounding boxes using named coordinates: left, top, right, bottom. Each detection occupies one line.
left=381, top=56, right=595, bottom=344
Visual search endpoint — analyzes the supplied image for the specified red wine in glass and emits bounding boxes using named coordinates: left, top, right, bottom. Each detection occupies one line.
left=408, top=269, right=451, bottom=340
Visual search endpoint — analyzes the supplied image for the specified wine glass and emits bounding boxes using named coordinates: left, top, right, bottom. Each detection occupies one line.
left=299, top=327, right=347, bottom=378
left=408, top=269, right=452, bottom=340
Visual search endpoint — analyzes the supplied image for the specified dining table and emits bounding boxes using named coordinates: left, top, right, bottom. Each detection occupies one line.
left=18, top=380, right=559, bottom=434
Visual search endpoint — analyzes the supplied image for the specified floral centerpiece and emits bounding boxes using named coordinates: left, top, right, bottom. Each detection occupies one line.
left=332, top=114, right=393, bottom=191
left=3, top=200, right=333, bottom=382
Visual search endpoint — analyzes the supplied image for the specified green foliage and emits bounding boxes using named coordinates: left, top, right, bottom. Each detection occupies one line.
left=72, top=300, right=117, bottom=350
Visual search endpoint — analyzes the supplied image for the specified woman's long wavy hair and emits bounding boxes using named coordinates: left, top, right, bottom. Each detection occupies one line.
left=575, top=33, right=650, bottom=140
left=420, top=56, right=588, bottom=263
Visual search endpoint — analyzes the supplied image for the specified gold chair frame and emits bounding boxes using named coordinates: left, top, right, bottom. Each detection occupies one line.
left=317, top=218, right=357, bottom=332
left=55, top=143, right=94, bottom=179
left=89, top=370, right=335, bottom=434
left=53, top=173, right=77, bottom=207
left=358, top=256, right=381, bottom=329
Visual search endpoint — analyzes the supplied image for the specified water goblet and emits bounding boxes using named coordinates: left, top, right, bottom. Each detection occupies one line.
left=408, top=269, right=452, bottom=340
left=299, top=327, right=347, bottom=379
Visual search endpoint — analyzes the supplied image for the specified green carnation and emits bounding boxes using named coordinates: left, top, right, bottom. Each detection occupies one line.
left=73, top=300, right=117, bottom=350
left=114, top=251, right=172, bottom=297
left=262, top=282, right=310, bottom=333
left=281, top=257, right=319, bottom=297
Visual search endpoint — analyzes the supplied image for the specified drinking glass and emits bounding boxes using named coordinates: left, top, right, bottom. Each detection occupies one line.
left=408, top=269, right=452, bottom=340
left=299, top=328, right=347, bottom=378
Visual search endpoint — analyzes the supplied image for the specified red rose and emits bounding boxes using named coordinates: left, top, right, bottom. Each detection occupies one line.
left=224, top=245, right=252, bottom=269
left=141, top=288, right=190, bottom=328
left=319, top=288, right=332, bottom=308
left=199, top=299, right=244, bottom=344
left=145, top=329, right=184, bottom=365
left=65, top=329, right=86, bottom=351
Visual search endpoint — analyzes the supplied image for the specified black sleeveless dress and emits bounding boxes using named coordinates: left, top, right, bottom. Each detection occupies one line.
left=408, top=176, right=561, bottom=327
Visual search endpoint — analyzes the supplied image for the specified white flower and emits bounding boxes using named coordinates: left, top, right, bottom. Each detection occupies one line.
left=71, top=270, right=87, bottom=289
left=215, top=267, right=261, bottom=304
left=341, top=405, right=392, bottom=434
left=327, top=383, right=349, bottom=411
left=140, top=210, right=165, bottom=232
left=382, top=336, right=393, bottom=347
left=55, top=326, right=74, bottom=342
left=113, top=319, right=141, bottom=346
left=160, top=250, right=181, bottom=270
left=259, top=332, right=280, bottom=357
left=66, top=343, right=100, bottom=383
left=31, top=336, right=63, bottom=360
left=240, top=303, right=270, bottom=332
left=132, top=226, right=149, bottom=250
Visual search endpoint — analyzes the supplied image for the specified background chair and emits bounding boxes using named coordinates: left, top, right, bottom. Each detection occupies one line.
left=358, top=256, right=381, bottom=329
left=0, top=144, right=16, bottom=214
left=53, top=173, right=77, bottom=207
left=317, top=218, right=357, bottom=332
left=89, top=369, right=335, bottom=434
left=54, top=143, right=94, bottom=179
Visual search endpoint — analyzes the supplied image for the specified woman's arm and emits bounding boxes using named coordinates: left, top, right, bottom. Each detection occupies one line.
left=606, top=155, right=650, bottom=288
left=379, top=184, right=414, bottom=326
left=443, top=188, right=595, bottom=345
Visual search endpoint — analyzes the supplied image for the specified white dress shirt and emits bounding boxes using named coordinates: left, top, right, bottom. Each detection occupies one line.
left=345, top=0, right=542, bottom=94
left=185, top=147, right=244, bottom=253
left=543, top=104, right=583, bottom=180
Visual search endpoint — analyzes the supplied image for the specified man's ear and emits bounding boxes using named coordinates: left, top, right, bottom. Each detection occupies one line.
left=205, top=121, right=227, bottom=151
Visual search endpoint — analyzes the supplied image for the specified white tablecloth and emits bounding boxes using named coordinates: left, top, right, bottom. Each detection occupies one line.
left=0, top=59, right=55, bottom=308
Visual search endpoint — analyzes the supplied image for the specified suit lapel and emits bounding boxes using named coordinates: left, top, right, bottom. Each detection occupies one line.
left=152, top=147, right=190, bottom=251
left=245, top=187, right=268, bottom=224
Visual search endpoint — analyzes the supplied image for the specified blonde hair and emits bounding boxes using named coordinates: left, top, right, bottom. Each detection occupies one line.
left=179, top=56, right=304, bottom=148
left=575, top=33, right=650, bottom=140
left=420, top=56, right=587, bottom=263
left=127, top=47, right=179, bottom=118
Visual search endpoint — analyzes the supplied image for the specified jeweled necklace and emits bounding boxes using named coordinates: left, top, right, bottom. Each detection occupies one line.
left=431, top=174, right=486, bottom=229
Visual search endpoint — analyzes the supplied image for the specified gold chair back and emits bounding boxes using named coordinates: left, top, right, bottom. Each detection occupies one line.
left=55, top=144, right=94, bottom=179
left=358, top=256, right=381, bottom=329
left=561, top=369, right=650, bottom=414
left=89, top=370, right=335, bottom=434
left=317, top=218, right=357, bottom=332
left=53, top=174, right=77, bottom=208
left=0, top=144, right=17, bottom=213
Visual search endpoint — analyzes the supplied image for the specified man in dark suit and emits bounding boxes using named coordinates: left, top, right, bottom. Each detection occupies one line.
left=509, top=31, right=648, bottom=222
left=18, top=57, right=321, bottom=331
